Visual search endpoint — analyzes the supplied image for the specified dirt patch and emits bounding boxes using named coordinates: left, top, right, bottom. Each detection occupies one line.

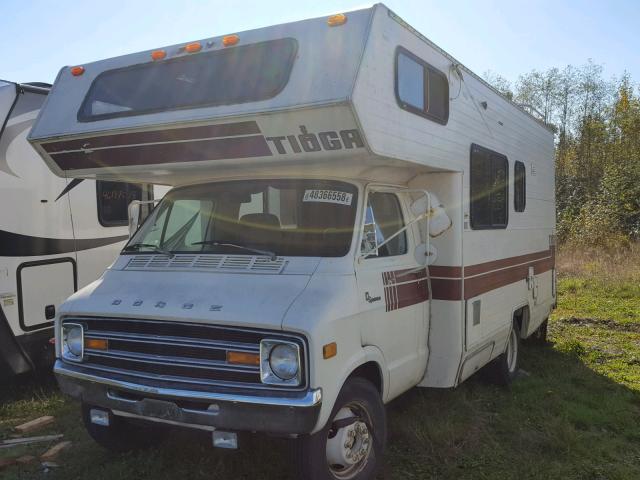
left=558, top=316, right=640, bottom=333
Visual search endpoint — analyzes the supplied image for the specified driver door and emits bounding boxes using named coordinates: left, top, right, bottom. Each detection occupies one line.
left=355, top=190, right=427, bottom=398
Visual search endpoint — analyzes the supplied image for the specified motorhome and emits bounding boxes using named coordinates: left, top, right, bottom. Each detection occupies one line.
left=0, top=80, right=163, bottom=379
left=29, top=4, right=555, bottom=479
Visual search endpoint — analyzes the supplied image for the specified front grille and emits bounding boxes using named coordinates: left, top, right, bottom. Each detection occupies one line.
left=63, top=317, right=306, bottom=391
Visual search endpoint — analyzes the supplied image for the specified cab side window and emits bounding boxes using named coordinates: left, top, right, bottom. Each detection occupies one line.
left=361, top=192, right=407, bottom=258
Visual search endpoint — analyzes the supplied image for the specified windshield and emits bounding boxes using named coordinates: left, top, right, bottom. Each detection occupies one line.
left=125, top=179, right=359, bottom=257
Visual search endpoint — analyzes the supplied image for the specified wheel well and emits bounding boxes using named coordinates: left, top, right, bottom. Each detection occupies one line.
left=348, top=361, right=383, bottom=394
left=513, top=305, right=529, bottom=337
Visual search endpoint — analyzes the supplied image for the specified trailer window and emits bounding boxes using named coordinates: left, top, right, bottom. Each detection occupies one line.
left=361, top=193, right=407, bottom=258
left=79, top=38, right=297, bottom=121
left=470, top=144, right=508, bottom=229
left=96, top=181, right=144, bottom=227
left=514, top=161, right=526, bottom=212
left=395, top=47, right=449, bottom=125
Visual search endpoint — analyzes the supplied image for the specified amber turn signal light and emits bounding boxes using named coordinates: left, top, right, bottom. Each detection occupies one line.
left=185, top=42, right=202, bottom=53
left=327, top=13, right=347, bottom=27
left=70, top=66, right=85, bottom=76
left=222, top=34, right=239, bottom=47
left=85, top=338, right=109, bottom=350
left=323, top=342, right=337, bottom=359
left=151, top=49, right=167, bottom=60
left=227, top=351, right=260, bottom=366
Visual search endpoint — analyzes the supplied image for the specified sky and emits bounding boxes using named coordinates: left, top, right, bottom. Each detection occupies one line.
left=1, top=0, right=638, bottom=86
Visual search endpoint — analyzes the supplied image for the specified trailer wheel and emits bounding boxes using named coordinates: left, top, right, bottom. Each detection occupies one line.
left=292, top=377, right=386, bottom=480
left=81, top=404, right=166, bottom=452
left=486, top=321, right=520, bottom=385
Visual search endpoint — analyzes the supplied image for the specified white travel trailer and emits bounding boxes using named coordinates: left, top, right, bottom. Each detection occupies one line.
left=29, top=5, right=555, bottom=479
left=0, top=80, right=162, bottom=379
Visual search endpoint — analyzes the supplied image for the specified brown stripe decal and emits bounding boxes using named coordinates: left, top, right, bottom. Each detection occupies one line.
left=382, top=268, right=429, bottom=312
left=42, top=121, right=262, bottom=153
left=464, top=250, right=551, bottom=277
left=429, top=265, right=462, bottom=278
left=50, top=135, right=272, bottom=170
left=464, top=256, right=553, bottom=299
left=383, top=249, right=555, bottom=304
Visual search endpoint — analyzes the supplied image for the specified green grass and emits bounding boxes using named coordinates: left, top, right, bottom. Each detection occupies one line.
left=2, top=275, right=639, bottom=479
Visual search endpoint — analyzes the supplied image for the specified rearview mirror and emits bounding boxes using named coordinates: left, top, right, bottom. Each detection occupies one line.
left=410, top=193, right=452, bottom=238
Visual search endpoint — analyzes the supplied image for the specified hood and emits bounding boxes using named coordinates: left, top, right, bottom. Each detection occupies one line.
left=61, top=266, right=315, bottom=330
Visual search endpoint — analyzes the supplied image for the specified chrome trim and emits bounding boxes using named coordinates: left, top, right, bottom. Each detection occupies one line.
left=61, top=323, right=84, bottom=363
left=260, top=339, right=302, bottom=386
left=85, top=349, right=259, bottom=372
left=67, top=361, right=273, bottom=390
left=85, top=331, right=260, bottom=352
left=55, top=360, right=322, bottom=408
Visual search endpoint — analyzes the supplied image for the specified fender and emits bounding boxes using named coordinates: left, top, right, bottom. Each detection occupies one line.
left=313, top=344, right=387, bottom=433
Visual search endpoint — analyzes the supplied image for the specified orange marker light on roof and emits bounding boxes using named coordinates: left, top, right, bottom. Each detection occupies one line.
left=327, top=13, right=347, bottom=26
left=151, top=49, right=167, bottom=60
left=222, top=34, right=239, bottom=47
left=185, top=42, right=202, bottom=53
left=70, top=66, right=85, bottom=76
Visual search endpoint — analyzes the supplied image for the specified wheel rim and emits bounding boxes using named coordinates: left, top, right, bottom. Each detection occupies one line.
left=326, top=402, right=374, bottom=479
left=507, top=327, right=518, bottom=373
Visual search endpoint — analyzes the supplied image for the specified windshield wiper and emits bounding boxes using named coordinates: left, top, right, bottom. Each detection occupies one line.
left=123, top=243, right=175, bottom=258
left=191, top=241, right=277, bottom=261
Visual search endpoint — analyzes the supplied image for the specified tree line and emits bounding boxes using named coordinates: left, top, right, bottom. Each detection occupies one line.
left=484, top=63, right=640, bottom=248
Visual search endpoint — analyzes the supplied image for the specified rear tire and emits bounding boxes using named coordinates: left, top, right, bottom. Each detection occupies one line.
left=486, top=321, right=520, bottom=385
left=82, top=404, right=166, bottom=452
left=292, top=377, right=386, bottom=480
left=529, top=318, right=549, bottom=345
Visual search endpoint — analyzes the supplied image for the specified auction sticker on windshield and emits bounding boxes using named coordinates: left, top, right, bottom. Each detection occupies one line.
left=303, top=189, right=353, bottom=206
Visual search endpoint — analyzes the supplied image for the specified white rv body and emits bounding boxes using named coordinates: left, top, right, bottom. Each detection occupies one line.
left=29, top=4, right=555, bottom=476
left=0, top=80, right=166, bottom=378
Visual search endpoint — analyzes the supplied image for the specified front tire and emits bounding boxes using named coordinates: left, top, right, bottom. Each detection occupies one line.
left=292, top=377, right=386, bottom=480
left=82, top=404, right=166, bottom=452
left=486, top=321, right=520, bottom=385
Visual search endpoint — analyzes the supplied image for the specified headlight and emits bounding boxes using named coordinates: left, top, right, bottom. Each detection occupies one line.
left=260, top=339, right=301, bottom=386
left=270, top=344, right=299, bottom=380
left=62, top=323, right=84, bottom=362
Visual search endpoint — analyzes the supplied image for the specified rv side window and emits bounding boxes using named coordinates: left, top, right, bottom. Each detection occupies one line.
left=395, top=47, right=449, bottom=125
left=96, top=181, right=144, bottom=227
left=470, top=144, right=508, bottom=229
left=514, top=161, right=526, bottom=212
left=361, top=193, right=407, bottom=258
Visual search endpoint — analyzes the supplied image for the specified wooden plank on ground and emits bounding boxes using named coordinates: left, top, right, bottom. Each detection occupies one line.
left=14, top=416, right=55, bottom=434
left=40, top=441, right=72, bottom=461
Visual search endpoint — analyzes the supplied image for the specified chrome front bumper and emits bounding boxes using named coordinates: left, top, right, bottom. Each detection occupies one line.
left=55, top=360, right=322, bottom=434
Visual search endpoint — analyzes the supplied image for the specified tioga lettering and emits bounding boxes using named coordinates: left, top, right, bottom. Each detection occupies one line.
left=266, top=125, right=364, bottom=154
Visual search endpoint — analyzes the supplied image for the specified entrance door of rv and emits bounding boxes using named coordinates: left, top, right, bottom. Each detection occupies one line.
left=355, top=190, right=427, bottom=397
